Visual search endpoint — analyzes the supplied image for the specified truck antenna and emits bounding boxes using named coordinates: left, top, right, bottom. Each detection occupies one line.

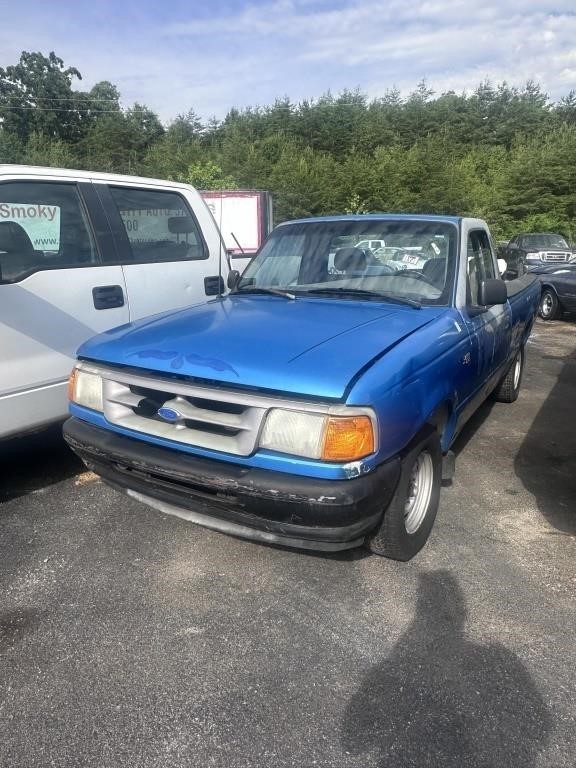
left=217, top=190, right=224, bottom=298
left=230, top=232, right=245, bottom=254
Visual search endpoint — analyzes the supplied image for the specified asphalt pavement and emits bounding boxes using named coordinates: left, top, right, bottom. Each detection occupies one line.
left=1, top=318, right=575, bottom=768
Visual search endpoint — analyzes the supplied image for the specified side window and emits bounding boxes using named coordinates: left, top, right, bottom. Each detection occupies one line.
left=108, top=187, right=207, bottom=263
left=0, top=182, right=97, bottom=283
left=467, top=230, right=496, bottom=306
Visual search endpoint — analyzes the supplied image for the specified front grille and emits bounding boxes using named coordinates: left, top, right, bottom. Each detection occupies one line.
left=103, top=373, right=267, bottom=456
left=543, top=252, right=570, bottom=262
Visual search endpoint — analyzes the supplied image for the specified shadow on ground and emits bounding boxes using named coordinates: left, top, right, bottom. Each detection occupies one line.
left=342, top=570, right=552, bottom=767
left=0, top=424, right=82, bottom=504
left=449, top=397, right=495, bottom=459
left=515, top=346, right=576, bottom=534
left=0, top=609, right=43, bottom=653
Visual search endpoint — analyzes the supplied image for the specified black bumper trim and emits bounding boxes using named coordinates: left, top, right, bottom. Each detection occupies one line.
left=63, top=418, right=401, bottom=549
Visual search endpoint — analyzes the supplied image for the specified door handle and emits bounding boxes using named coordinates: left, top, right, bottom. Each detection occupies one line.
left=93, top=285, right=125, bottom=310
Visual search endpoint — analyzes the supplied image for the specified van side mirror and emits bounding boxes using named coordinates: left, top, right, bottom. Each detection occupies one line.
left=478, top=279, right=507, bottom=306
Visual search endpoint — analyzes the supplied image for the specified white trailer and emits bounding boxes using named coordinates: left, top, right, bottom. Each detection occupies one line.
left=201, top=190, right=273, bottom=273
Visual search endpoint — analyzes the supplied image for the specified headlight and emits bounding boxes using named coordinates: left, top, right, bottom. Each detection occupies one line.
left=260, top=408, right=375, bottom=462
left=68, top=367, right=103, bottom=412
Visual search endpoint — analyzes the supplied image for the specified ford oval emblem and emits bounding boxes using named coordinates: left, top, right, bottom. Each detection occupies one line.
left=157, top=406, right=181, bottom=423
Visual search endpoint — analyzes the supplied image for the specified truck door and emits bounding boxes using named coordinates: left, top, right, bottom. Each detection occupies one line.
left=460, top=228, right=511, bottom=408
left=0, top=179, right=128, bottom=439
left=95, top=184, right=224, bottom=321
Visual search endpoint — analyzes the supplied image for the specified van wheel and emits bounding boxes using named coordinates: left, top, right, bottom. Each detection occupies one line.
left=492, top=348, right=524, bottom=403
left=366, top=430, right=441, bottom=561
left=539, top=288, right=561, bottom=320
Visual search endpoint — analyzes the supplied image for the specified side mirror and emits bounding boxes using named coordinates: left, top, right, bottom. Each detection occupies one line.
left=497, top=258, right=507, bottom=276
left=478, top=279, right=507, bottom=306
left=227, top=270, right=240, bottom=290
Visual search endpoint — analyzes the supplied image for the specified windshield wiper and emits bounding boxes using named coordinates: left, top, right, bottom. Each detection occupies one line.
left=233, top=286, right=296, bottom=300
left=303, top=287, right=421, bottom=308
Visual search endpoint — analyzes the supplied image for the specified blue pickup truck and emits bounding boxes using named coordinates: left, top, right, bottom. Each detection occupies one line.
left=64, top=215, right=540, bottom=560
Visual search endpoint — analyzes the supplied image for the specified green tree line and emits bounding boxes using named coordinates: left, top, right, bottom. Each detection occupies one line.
left=2, top=51, right=576, bottom=240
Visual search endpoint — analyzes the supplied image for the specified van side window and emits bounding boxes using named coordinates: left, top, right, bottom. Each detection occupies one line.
left=0, top=182, right=97, bottom=283
left=108, top=187, right=207, bottom=263
left=466, top=229, right=496, bottom=306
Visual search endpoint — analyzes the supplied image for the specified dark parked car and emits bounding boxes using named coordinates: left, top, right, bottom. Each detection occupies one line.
left=531, top=264, right=576, bottom=320
left=502, top=233, right=575, bottom=275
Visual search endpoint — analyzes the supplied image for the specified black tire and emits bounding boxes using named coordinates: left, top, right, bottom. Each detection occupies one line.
left=492, top=347, right=524, bottom=403
left=366, top=429, right=442, bottom=561
left=539, top=288, right=561, bottom=321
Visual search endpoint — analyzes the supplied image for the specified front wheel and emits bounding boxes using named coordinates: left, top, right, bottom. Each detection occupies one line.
left=366, top=430, right=442, bottom=561
left=539, top=288, right=561, bottom=320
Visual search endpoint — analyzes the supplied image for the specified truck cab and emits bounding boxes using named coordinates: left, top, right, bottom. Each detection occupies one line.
left=503, top=232, right=575, bottom=274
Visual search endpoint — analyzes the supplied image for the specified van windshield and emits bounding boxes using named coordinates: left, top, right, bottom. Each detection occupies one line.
left=238, top=219, right=458, bottom=305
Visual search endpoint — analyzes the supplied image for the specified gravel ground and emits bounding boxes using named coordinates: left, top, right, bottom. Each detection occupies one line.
left=0, top=318, right=574, bottom=768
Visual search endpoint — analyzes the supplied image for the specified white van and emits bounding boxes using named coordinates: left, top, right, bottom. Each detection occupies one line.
left=0, top=165, right=229, bottom=441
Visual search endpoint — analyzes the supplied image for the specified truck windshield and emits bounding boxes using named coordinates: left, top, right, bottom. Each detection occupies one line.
left=521, top=234, right=569, bottom=250
left=238, top=219, right=457, bottom=305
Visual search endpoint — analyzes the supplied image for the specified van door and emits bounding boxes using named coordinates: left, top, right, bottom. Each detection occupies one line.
left=0, top=180, right=128, bottom=439
left=95, top=184, right=225, bottom=321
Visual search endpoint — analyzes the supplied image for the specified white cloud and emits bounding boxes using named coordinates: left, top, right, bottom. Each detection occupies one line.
left=156, top=1, right=576, bottom=114
left=0, top=1, right=575, bottom=122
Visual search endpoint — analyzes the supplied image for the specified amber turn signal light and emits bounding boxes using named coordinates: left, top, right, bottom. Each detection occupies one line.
left=321, top=415, right=375, bottom=461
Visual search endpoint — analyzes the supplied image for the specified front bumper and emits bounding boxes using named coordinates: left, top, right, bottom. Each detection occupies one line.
left=63, top=418, right=401, bottom=552
left=526, top=258, right=575, bottom=270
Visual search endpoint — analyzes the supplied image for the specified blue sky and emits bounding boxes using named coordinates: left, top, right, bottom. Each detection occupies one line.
left=1, top=1, right=575, bottom=123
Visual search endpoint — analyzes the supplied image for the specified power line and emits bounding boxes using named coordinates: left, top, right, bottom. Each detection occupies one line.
left=0, top=96, right=121, bottom=102
left=0, top=106, right=151, bottom=113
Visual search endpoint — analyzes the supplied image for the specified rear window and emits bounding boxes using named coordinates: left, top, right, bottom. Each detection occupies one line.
left=108, top=187, right=207, bottom=263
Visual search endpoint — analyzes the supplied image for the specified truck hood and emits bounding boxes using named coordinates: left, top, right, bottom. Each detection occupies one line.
left=79, top=296, right=443, bottom=400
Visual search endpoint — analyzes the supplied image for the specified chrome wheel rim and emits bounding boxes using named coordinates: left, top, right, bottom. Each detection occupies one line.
left=513, top=356, right=521, bottom=390
left=404, top=451, right=434, bottom=534
left=541, top=293, right=553, bottom=318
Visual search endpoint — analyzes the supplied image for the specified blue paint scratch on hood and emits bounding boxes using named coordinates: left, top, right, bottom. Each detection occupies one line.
left=79, top=296, right=445, bottom=400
